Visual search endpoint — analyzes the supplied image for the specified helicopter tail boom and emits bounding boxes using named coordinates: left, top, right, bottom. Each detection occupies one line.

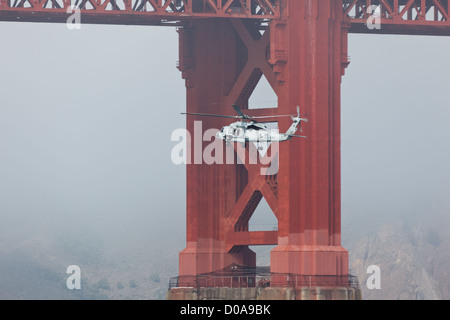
left=285, top=117, right=303, bottom=136
left=284, top=106, right=308, bottom=137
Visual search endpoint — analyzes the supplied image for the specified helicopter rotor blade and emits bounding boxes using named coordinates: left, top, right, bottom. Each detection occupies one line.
left=295, top=106, right=309, bottom=118
left=252, top=114, right=296, bottom=119
left=181, top=112, right=238, bottom=119
left=232, top=104, right=251, bottom=120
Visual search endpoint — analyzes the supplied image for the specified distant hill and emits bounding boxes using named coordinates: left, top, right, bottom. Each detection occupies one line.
left=0, top=226, right=182, bottom=300
left=345, top=211, right=450, bottom=300
left=1, top=208, right=449, bottom=300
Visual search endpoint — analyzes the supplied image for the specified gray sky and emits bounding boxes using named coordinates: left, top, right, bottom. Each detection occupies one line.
left=0, top=23, right=186, bottom=245
left=342, top=34, right=450, bottom=233
left=0, top=21, right=449, bottom=292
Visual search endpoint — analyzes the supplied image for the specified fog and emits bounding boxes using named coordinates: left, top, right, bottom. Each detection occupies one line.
left=342, top=34, right=450, bottom=238
left=0, top=22, right=449, bottom=299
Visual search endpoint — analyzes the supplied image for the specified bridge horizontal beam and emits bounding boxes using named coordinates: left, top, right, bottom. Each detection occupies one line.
left=1, top=0, right=449, bottom=36
left=344, top=0, right=450, bottom=36
left=228, top=231, right=278, bottom=248
left=0, top=0, right=280, bottom=25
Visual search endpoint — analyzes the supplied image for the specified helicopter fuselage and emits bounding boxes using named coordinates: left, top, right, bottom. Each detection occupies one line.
left=215, top=121, right=292, bottom=144
left=183, top=105, right=307, bottom=145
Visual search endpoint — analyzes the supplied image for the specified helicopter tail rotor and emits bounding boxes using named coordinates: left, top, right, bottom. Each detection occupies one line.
left=291, top=106, right=309, bottom=122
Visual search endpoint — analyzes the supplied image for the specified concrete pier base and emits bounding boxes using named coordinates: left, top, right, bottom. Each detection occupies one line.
left=167, top=286, right=362, bottom=300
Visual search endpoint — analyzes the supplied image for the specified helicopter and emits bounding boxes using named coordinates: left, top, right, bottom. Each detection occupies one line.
left=182, top=105, right=308, bottom=147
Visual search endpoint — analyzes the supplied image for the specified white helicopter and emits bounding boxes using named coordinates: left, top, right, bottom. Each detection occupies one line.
left=182, top=105, right=308, bottom=147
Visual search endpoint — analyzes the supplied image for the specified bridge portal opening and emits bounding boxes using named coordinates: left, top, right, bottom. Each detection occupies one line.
left=248, top=74, right=278, bottom=110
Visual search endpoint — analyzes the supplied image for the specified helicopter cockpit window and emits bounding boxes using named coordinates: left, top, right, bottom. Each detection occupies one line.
left=233, top=129, right=240, bottom=136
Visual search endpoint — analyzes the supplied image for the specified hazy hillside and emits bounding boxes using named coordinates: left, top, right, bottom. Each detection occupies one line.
left=344, top=209, right=450, bottom=300
left=1, top=205, right=449, bottom=300
left=0, top=222, right=183, bottom=300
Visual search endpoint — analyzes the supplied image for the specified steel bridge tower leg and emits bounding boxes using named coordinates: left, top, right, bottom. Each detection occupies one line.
left=177, top=18, right=258, bottom=277
left=270, top=0, right=350, bottom=278
left=177, top=0, right=352, bottom=284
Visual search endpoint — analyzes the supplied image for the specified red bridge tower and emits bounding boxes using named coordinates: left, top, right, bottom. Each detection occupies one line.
left=2, top=0, right=449, bottom=300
